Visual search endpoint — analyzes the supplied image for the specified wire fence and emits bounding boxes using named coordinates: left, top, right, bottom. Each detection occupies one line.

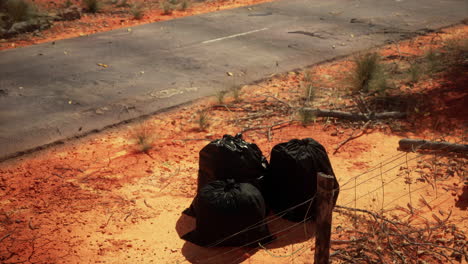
left=173, top=137, right=465, bottom=264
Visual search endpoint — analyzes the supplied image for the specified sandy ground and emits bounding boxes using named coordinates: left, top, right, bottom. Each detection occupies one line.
left=0, top=7, right=467, bottom=264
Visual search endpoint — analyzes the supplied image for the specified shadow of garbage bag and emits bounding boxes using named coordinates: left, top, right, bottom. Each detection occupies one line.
left=183, top=133, right=269, bottom=217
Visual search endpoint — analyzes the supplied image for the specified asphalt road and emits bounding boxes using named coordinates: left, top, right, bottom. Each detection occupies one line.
left=0, top=0, right=466, bottom=160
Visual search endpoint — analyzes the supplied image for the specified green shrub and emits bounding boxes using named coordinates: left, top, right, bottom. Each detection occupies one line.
left=5, top=0, right=36, bottom=22
left=196, top=110, right=210, bottom=131
left=298, top=108, right=314, bottom=126
left=215, top=90, right=227, bottom=104
left=161, top=0, right=176, bottom=15
left=424, top=48, right=444, bottom=73
left=64, top=0, right=73, bottom=8
left=116, top=0, right=130, bottom=7
left=230, top=85, right=242, bottom=102
left=179, top=0, right=190, bottom=11
left=83, top=0, right=100, bottom=13
left=303, top=70, right=313, bottom=83
left=351, top=53, right=380, bottom=93
left=408, top=63, right=422, bottom=84
left=130, top=123, right=155, bottom=153
left=302, top=81, right=315, bottom=102
left=443, top=38, right=468, bottom=66
left=351, top=52, right=389, bottom=94
left=130, top=4, right=144, bottom=19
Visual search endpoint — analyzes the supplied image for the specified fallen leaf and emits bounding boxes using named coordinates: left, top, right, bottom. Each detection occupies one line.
left=97, top=63, right=108, bottom=68
left=226, top=72, right=233, bottom=76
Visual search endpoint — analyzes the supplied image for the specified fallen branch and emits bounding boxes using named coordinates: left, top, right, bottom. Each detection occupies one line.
left=301, top=108, right=406, bottom=121
left=398, top=139, right=468, bottom=154
left=333, top=121, right=371, bottom=154
left=331, top=238, right=367, bottom=245
left=0, top=233, right=11, bottom=243
left=334, top=205, right=406, bottom=226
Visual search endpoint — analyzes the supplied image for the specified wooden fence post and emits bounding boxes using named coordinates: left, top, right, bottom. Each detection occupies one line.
left=314, top=172, right=336, bottom=264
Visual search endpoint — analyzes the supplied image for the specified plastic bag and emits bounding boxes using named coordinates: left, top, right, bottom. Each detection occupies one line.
left=184, top=133, right=268, bottom=216
left=182, top=179, right=274, bottom=247
left=265, top=138, right=339, bottom=222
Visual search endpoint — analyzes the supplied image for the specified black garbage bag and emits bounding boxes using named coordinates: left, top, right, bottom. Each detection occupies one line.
left=184, top=133, right=269, bottom=216
left=182, top=179, right=274, bottom=247
left=265, top=138, right=339, bottom=222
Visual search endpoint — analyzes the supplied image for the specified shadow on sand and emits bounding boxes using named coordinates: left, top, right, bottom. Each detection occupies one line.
left=175, top=212, right=317, bottom=264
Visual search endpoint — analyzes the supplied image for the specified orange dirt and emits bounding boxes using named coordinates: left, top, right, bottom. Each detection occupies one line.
left=0, top=0, right=273, bottom=51
left=0, top=19, right=467, bottom=264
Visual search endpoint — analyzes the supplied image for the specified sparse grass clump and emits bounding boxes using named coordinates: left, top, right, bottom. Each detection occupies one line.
left=161, top=0, right=177, bottom=15
left=303, top=70, right=313, bottom=83
left=298, top=108, right=314, bottom=126
left=83, top=0, right=100, bottom=13
left=64, top=0, right=73, bottom=8
left=407, top=62, right=422, bottom=84
left=301, top=71, right=316, bottom=105
left=351, top=52, right=387, bottom=94
left=230, top=85, right=242, bottom=102
left=196, top=110, right=210, bottom=131
left=130, top=123, right=155, bottom=153
left=302, top=81, right=316, bottom=104
left=443, top=37, right=468, bottom=66
left=179, top=0, right=190, bottom=11
left=130, top=4, right=144, bottom=19
left=424, top=48, right=442, bottom=73
left=215, top=90, right=227, bottom=104
left=116, top=0, right=130, bottom=8
left=5, top=0, right=36, bottom=22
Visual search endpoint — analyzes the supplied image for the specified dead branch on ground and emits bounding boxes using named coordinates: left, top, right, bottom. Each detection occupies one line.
left=301, top=108, right=406, bottom=121
left=398, top=139, right=468, bottom=154
left=332, top=205, right=467, bottom=263
left=333, top=121, right=371, bottom=154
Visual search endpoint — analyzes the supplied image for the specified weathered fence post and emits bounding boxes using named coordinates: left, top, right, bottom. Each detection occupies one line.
left=314, top=172, right=337, bottom=264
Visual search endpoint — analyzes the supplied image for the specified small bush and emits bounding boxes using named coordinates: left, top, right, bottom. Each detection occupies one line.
left=5, top=0, right=36, bottom=22
left=130, top=123, right=155, bottom=153
left=407, top=63, right=422, bottom=84
left=179, top=0, right=190, bottom=11
left=298, top=108, right=314, bottom=127
left=130, top=4, right=144, bottom=19
left=424, top=48, right=444, bottom=73
left=443, top=37, right=468, bottom=66
left=196, top=110, right=210, bottom=131
left=83, top=0, right=100, bottom=13
left=351, top=52, right=385, bottom=93
left=215, top=90, right=227, bottom=104
left=116, top=0, right=130, bottom=7
left=302, top=81, right=315, bottom=104
left=161, top=0, right=176, bottom=15
left=230, top=85, right=242, bottom=102
left=303, top=70, right=313, bottom=83
left=64, top=0, right=73, bottom=8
